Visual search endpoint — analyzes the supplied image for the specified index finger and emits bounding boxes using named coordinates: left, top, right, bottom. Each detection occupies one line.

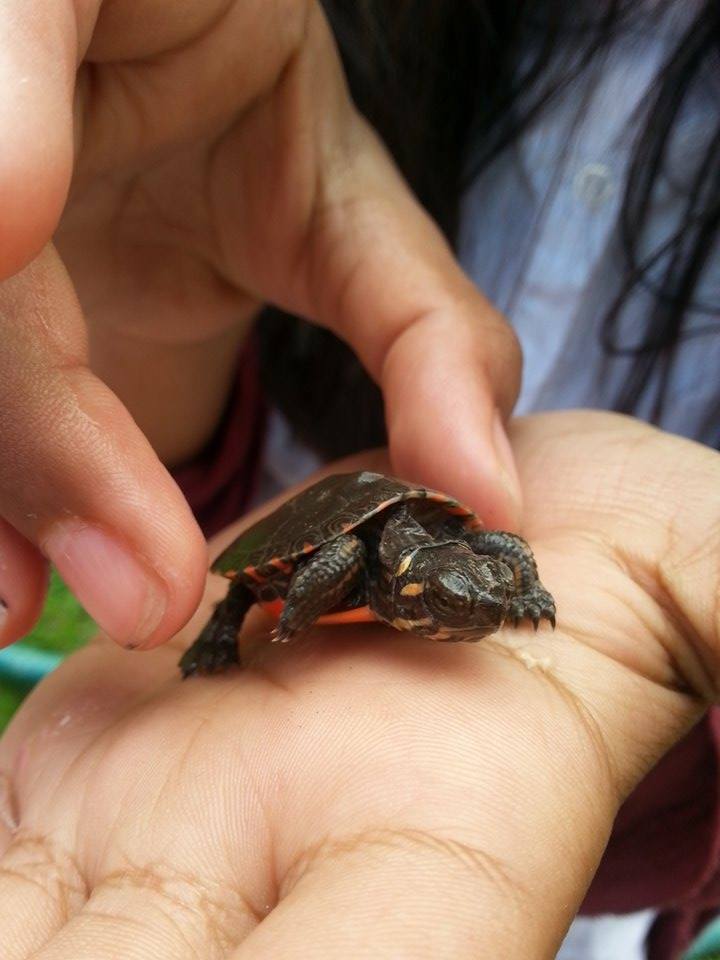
left=211, top=2, right=524, bottom=527
left=305, top=123, right=523, bottom=525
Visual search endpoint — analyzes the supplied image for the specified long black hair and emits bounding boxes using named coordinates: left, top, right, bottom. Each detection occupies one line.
left=259, top=0, right=720, bottom=456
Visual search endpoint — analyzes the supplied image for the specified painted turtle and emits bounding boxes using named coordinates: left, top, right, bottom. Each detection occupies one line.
left=180, top=470, right=556, bottom=677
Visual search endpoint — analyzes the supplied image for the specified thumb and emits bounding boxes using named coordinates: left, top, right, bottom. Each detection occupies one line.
left=0, top=247, right=207, bottom=650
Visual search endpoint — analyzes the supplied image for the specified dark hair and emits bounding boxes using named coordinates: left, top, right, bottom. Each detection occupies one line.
left=259, top=0, right=720, bottom=456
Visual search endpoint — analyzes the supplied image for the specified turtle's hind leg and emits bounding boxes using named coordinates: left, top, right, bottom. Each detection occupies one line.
left=179, top=579, right=255, bottom=678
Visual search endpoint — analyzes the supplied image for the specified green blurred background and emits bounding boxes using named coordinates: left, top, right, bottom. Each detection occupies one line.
left=0, top=571, right=95, bottom=729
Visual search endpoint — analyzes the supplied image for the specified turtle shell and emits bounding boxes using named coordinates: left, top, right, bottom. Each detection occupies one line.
left=212, top=470, right=481, bottom=581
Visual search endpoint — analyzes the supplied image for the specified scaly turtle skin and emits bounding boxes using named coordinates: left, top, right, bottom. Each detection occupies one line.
left=179, top=471, right=556, bottom=677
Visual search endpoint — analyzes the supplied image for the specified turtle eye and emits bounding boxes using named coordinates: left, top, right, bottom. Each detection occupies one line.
left=427, top=571, right=473, bottom=622
left=431, top=592, right=455, bottom=612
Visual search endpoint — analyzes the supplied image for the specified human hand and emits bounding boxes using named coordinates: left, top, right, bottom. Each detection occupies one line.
left=0, top=1, right=521, bottom=651
left=0, top=410, right=717, bottom=958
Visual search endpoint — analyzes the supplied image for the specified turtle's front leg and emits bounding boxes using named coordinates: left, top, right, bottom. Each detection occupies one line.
left=276, top=534, right=366, bottom=643
left=179, top=579, right=255, bottom=677
left=464, top=530, right=556, bottom=629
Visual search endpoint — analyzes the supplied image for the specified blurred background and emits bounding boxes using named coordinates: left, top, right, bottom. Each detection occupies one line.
left=0, top=572, right=94, bottom=729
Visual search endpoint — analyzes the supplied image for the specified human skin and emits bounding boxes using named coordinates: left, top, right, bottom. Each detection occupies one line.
left=0, top=0, right=521, bottom=651
left=0, top=411, right=717, bottom=959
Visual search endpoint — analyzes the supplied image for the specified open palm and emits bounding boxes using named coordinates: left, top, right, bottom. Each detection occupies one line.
left=1, top=411, right=717, bottom=959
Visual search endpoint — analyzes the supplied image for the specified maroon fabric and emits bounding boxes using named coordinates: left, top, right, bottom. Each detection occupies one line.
left=584, top=713, right=720, bottom=913
left=170, top=334, right=266, bottom=538
left=646, top=907, right=719, bottom=960
left=170, top=341, right=720, bottom=959
left=582, top=711, right=720, bottom=958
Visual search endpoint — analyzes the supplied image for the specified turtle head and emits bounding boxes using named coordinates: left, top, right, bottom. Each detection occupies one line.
left=388, top=545, right=512, bottom=641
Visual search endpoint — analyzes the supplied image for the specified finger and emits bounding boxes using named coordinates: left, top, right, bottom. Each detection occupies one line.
left=76, top=0, right=314, bottom=180
left=29, top=873, right=257, bottom=960
left=640, top=435, right=720, bottom=696
left=1, top=0, right=268, bottom=273
left=512, top=411, right=720, bottom=702
left=309, top=120, right=523, bottom=526
left=0, top=834, right=87, bottom=960
left=0, top=246, right=206, bottom=649
left=214, top=5, right=522, bottom=525
left=314, top=148, right=523, bottom=526
left=0, top=1, right=86, bottom=276
left=380, top=297, right=522, bottom=528
left=0, top=520, right=48, bottom=647
left=314, top=153, right=522, bottom=526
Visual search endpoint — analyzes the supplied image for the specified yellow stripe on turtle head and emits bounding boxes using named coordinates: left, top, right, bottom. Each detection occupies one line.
left=391, top=616, right=433, bottom=632
left=400, top=582, right=425, bottom=597
left=395, top=555, right=413, bottom=576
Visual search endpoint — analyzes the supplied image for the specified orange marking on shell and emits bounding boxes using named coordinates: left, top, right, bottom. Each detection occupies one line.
left=302, top=542, right=315, bottom=553
left=317, top=605, right=375, bottom=625
left=222, top=569, right=237, bottom=580
left=258, top=600, right=375, bottom=626
left=426, top=491, right=481, bottom=526
left=270, top=557, right=294, bottom=575
left=391, top=616, right=433, bottom=631
left=445, top=504, right=474, bottom=517
left=244, top=566, right=264, bottom=583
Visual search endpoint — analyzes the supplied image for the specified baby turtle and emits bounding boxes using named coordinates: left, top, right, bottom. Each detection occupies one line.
left=180, top=470, right=555, bottom=677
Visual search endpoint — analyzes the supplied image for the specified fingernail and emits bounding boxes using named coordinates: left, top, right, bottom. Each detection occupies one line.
left=42, top=522, right=166, bottom=647
left=492, top=412, right=522, bottom=513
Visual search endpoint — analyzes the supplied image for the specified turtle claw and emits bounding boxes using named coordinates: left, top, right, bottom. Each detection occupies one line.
left=271, top=624, right=295, bottom=644
left=508, top=588, right=556, bottom=632
left=180, top=637, right=239, bottom=678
